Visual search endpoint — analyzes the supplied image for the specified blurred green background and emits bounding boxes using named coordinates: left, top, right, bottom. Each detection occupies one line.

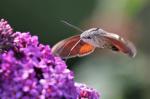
left=1, top=0, right=150, bottom=99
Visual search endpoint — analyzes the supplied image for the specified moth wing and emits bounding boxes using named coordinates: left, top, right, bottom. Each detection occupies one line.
left=101, top=33, right=137, bottom=57
left=52, top=35, right=80, bottom=58
left=52, top=35, right=95, bottom=59
left=78, top=42, right=95, bottom=57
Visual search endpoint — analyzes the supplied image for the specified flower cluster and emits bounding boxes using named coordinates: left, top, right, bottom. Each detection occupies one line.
left=0, top=19, right=100, bottom=99
left=75, top=83, right=100, bottom=99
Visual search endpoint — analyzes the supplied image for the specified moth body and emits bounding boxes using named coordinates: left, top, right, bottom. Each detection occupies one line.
left=52, top=27, right=137, bottom=59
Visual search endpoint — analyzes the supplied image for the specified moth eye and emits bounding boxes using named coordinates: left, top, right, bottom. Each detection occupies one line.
left=82, top=36, right=91, bottom=39
left=86, top=36, right=91, bottom=39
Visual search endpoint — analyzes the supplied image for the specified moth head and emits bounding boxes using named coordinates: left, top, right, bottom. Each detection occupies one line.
left=80, top=28, right=105, bottom=47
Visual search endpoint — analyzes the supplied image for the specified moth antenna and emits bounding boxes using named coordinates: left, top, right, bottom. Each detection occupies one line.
left=61, top=20, right=84, bottom=32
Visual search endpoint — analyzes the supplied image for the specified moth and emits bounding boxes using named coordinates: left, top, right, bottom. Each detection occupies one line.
left=52, top=21, right=137, bottom=59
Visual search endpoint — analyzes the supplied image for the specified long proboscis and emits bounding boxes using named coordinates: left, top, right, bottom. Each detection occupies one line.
left=61, top=20, right=84, bottom=32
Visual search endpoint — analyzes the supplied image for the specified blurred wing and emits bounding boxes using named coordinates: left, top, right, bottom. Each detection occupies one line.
left=102, top=33, right=137, bottom=57
left=78, top=42, right=95, bottom=57
left=52, top=35, right=95, bottom=59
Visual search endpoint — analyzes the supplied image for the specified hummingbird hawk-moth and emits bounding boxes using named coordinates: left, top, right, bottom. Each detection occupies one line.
left=52, top=21, right=136, bottom=59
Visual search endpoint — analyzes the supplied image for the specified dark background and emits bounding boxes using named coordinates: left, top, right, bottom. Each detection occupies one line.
left=1, top=0, right=150, bottom=99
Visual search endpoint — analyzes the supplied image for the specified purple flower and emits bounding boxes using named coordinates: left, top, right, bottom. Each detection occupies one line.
left=0, top=19, right=16, bottom=53
left=0, top=19, right=100, bottom=99
left=75, top=83, right=100, bottom=99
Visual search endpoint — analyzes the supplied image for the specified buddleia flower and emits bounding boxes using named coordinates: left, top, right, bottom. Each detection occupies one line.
left=0, top=19, right=100, bottom=99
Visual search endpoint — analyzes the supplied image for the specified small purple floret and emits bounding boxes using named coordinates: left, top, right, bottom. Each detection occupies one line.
left=75, top=83, right=100, bottom=99
left=0, top=19, right=100, bottom=99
